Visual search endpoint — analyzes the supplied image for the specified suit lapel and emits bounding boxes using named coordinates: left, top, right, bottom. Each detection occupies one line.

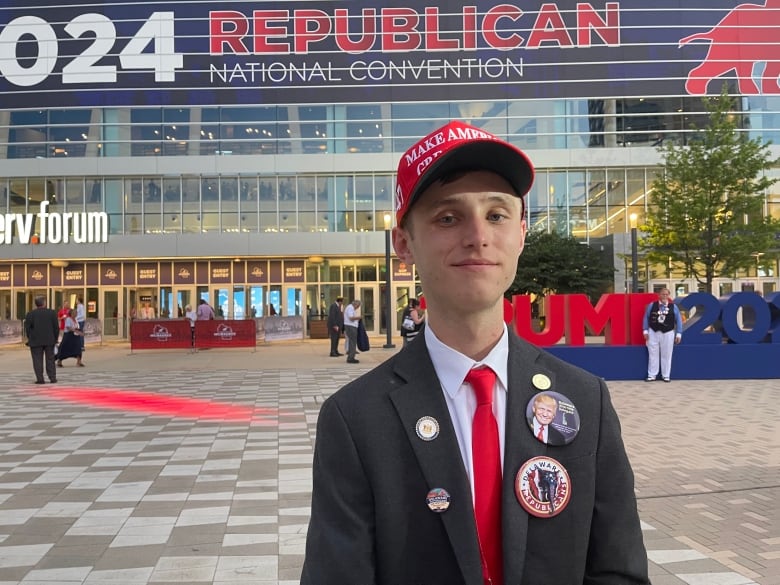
left=502, top=334, right=554, bottom=584
left=388, top=342, right=484, bottom=585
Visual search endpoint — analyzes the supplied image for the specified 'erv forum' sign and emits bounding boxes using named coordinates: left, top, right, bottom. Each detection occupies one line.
left=0, top=202, right=109, bottom=245
left=1, top=1, right=778, bottom=109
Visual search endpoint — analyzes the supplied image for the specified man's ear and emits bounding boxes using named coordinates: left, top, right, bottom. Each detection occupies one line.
left=392, top=226, right=415, bottom=266
left=517, top=219, right=527, bottom=257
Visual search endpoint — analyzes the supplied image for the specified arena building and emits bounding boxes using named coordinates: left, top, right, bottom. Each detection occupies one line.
left=1, top=0, right=779, bottom=340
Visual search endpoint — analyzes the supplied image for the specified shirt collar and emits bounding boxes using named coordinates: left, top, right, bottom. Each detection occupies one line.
left=424, top=323, right=509, bottom=399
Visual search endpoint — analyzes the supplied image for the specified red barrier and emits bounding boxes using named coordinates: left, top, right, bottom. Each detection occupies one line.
left=195, top=319, right=256, bottom=349
left=131, top=319, right=192, bottom=350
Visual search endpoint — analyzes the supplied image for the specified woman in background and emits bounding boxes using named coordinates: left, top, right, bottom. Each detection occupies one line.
left=400, top=298, right=425, bottom=347
left=56, top=308, right=84, bottom=367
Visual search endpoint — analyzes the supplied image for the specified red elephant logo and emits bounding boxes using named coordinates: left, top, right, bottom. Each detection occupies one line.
left=679, top=0, right=780, bottom=95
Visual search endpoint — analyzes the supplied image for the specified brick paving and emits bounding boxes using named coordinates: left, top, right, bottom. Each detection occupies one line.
left=0, top=340, right=776, bottom=584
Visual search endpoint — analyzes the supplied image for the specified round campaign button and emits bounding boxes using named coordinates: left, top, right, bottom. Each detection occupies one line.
left=532, top=373, right=552, bottom=390
left=426, top=488, right=451, bottom=513
left=515, top=456, right=571, bottom=518
left=415, top=416, right=440, bottom=441
left=526, top=391, right=581, bottom=445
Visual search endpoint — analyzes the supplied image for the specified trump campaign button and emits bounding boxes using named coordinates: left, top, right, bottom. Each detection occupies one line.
left=526, top=391, right=581, bottom=445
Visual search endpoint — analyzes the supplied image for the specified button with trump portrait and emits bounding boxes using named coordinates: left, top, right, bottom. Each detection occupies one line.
left=426, top=488, right=451, bottom=513
left=526, top=391, right=580, bottom=446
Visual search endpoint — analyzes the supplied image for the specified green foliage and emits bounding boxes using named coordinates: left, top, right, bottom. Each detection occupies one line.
left=642, top=86, right=780, bottom=293
left=508, top=230, right=615, bottom=300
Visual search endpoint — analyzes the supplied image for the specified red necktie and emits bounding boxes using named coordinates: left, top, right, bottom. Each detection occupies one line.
left=465, top=367, right=503, bottom=585
left=537, top=425, right=545, bottom=442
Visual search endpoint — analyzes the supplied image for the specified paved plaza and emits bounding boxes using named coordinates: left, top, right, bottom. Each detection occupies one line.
left=0, top=339, right=776, bottom=584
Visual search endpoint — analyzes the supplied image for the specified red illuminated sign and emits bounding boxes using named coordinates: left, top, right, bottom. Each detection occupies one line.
left=509, top=292, right=780, bottom=346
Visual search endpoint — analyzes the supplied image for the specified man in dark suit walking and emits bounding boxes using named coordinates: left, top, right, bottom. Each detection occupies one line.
left=24, top=296, right=59, bottom=384
left=301, top=121, right=650, bottom=584
left=326, top=297, right=344, bottom=357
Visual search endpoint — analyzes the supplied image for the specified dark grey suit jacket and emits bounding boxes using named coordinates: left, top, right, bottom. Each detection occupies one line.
left=301, top=332, right=649, bottom=585
left=24, top=307, right=59, bottom=348
left=326, top=301, right=344, bottom=331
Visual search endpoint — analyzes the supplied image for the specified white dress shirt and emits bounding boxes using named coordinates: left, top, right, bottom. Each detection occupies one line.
left=424, top=324, right=509, bottom=504
left=532, top=418, right=548, bottom=442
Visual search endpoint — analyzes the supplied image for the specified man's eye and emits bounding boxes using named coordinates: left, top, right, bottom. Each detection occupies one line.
left=488, top=212, right=507, bottom=222
left=437, top=215, right=456, bottom=225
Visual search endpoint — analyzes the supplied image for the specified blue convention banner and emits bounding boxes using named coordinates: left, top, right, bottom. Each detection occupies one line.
left=0, top=0, right=778, bottom=108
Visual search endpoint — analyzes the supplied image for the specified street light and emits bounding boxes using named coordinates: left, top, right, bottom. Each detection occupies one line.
left=382, top=212, right=396, bottom=349
left=629, top=213, right=639, bottom=293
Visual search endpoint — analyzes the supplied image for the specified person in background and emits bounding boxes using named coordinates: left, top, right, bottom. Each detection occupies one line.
left=343, top=299, right=361, bottom=364
left=642, top=287, right=683, bottom=382
left=196, top=298, right=215, bottom=321
left=301, top=120, right=649, bottom=584
left=56, top=308, right=84, bottom=368
left=75, top=296, right=86, bottom=351
left=57, top=300, right=70, bottom=339
left=185, top=304, right=197, bottom=347
left=327, top=297, right=344, bottom=357
left=140, top=302, right=156, bottom=319
left=400, top=297, right=425, bottom=347
left=24, top=296, right=59, bottom=384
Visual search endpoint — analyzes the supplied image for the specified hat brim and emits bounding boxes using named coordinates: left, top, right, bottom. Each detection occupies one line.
left=407, top=141, right=534, bottom=214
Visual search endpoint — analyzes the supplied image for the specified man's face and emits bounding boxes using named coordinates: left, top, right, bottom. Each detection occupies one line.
left=533, top=401, right=556, bottom=425
left=392, top=171, right=526, bottom=318
left=658, top=289, right=670, bottom=303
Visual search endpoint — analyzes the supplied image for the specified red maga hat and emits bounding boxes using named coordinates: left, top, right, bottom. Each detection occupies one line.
left=394, top=120, right=535, bottom=226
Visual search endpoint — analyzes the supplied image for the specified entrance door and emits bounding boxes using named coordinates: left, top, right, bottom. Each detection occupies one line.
left=102, top=289, right=122, bottom=338
left=0, top=290, right=11, bottom=320
left=394, top=285, right=414, bottom=334
left=174, top=288, right=195, bottom=319
left=357, top=285, right=378, bottom=336
left=130, top=288, right=158, bottom=320
left=284, top=286, right=303, bottom=317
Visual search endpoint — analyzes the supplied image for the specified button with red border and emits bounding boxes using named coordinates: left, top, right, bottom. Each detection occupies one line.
left=515, top=456, right=571, bottom=518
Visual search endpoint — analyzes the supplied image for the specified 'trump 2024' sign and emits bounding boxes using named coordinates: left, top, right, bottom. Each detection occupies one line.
left=507, top=292, right=780, bottom=380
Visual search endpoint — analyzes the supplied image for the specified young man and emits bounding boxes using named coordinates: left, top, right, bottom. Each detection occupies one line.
left=301, top=121, right=649, bottom=584
left=642, top=287, right=683, bottom=382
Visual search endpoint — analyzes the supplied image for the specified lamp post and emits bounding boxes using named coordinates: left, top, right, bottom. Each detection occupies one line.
left=629, top=213, right=639, bottom=293
left=382, top=212, right=396, bottom=349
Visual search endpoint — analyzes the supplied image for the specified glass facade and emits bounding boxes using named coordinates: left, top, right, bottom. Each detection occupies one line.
left=2, top=0, right=780, bottom=332
left=3, top=98, right=780, bottom=241
left=6, top=97, right=780, bottom=158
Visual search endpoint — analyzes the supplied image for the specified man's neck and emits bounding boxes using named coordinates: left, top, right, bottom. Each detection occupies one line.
left=427, top=311, right=504, bottom=361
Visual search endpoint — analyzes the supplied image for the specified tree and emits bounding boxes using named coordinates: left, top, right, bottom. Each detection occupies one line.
left=508, top=230, right=615, bottom=301
left=641, top=86, right=780, bottom=294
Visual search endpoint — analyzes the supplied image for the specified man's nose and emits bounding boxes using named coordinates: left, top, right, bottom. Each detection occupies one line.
left=461, top=216, right=489, bottom=247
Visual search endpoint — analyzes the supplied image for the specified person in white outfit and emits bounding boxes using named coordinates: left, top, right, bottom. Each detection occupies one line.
left=343, top=299, right=361, bottom=363
left=642, top=288, right=683, bottom=382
